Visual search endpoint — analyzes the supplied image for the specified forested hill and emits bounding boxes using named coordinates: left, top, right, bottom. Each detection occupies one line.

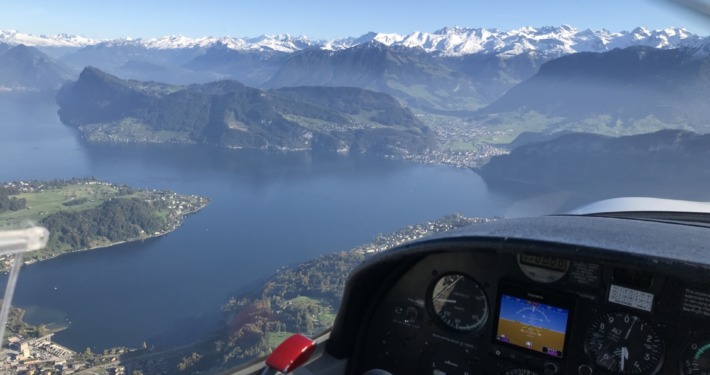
left=475, top=46, right=710, bottom=136
left=55, top=67, right=436, bottom=155
left=479, top=129, right=710, bottom=200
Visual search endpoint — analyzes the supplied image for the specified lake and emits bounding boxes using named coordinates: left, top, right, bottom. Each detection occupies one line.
left=0, top=96, right=515, bottom=351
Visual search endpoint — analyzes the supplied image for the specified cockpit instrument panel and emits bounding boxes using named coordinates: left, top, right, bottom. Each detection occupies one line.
left=306, top=216, right=710, bottom=375
left=351, top=241, right=710, bottom=374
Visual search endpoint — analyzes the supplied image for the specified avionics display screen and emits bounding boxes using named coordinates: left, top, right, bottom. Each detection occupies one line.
left=495, top=294, right=570, bottom=358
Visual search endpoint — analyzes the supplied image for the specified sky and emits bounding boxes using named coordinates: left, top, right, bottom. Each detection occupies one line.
left=0, top=0, right=708, bottom=40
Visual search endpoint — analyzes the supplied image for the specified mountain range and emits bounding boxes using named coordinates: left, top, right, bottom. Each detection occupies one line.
left=56, top=67, right=435, bottom=154
left=0, top=26, right=701, bottom=57
left=0, top=26, right=704, bottom=106
left=4, top=25, right=710, bottom=147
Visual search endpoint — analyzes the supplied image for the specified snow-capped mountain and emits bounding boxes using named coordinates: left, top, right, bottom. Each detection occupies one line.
left=4, top=25, right=708, bottom=114
left=107, top=34, right=319, bottom=53
left=0, top=30, right=97, bottom=47
left=0, top=26, right=704, bottom=57
left=357, top=25, right=700, bottom=57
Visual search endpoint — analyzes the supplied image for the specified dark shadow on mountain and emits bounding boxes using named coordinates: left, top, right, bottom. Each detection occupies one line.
left=480, top=130, right=710, bottom=206
left=474, top=46, right=710, bottom=134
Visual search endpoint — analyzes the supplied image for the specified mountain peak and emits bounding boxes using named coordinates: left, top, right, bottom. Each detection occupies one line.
left=434, top=26, right=470, bottom=35
left=350, top=32, right=378, bottom=44
left=560, top=24, right=575, bottom=32
left=0, top=30, right=97, bottom=47
left=0, top=26, right=705, bottom=58
left=4, top=44, right=55, bottom=62
left=0, top=43, right=75, bottom=90
left=78, top=66, right=128, bottom=88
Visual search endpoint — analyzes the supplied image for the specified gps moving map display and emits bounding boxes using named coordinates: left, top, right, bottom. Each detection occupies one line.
left=495, top=291, right=571, bottom=358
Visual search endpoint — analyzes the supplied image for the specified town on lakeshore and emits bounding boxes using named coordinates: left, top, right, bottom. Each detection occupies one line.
left=393, top=114, right=511, bottom=168
left=0, top=332, right=134, bottom=375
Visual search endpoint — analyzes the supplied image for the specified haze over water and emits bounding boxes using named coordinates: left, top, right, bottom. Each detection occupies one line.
left=0, top=96, right=514, bottom=350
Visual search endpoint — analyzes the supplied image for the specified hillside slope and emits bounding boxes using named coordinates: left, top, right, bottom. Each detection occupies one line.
left=56, top=67, right=436, bottom=155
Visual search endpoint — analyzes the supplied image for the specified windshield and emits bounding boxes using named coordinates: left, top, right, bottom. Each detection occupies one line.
left=0, top=1, right=708, bottom=374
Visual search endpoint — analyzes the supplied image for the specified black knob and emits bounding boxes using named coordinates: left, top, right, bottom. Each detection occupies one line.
left=543, top=362, right=558, bottom=375
left=577, top=364, right=593, bottom=375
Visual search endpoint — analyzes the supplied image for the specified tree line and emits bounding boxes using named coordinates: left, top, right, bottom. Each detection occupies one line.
left=0, top=187, right=27, bottom=213
left=156, top=250, right=368, bottom=373
left=41, top=197, right=167, bottom=250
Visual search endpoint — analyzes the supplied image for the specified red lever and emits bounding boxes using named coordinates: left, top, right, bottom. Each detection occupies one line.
left=264, top=333, right=317, bottom=374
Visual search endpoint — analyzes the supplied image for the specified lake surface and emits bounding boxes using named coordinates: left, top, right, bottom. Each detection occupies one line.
left=0, top=96, right=515, bottom=351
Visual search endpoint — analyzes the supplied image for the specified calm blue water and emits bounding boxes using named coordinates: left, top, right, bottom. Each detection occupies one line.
left=0, top=96, right=513, bottom=351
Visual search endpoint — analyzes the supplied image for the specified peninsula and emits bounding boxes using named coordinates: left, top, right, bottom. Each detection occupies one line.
left=0, top=178, right=208, bottom=271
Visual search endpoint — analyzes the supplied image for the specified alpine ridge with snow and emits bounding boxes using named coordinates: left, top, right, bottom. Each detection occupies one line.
left=0, top=30, right=97, bottom=48
left=0, top=25, right=705, bottom=57
left=4, top=24, right=710, bottom=124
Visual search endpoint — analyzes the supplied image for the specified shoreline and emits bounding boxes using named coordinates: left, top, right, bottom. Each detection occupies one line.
left=78, top=136, right=500, bottom=170
left=0, top=200, right=210, bottom=352
left=7, top=200, right=209, bottom=272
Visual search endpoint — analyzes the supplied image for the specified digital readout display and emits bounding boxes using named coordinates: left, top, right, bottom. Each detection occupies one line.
left=495, top=294, right=570, bottom=358
left=519, top=255, right=569, bottom=272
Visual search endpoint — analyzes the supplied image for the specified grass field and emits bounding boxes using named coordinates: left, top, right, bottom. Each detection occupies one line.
left=477, top=111, right=694, bottom=145
left=0, top=183, right=152, bottom=230
left=81, top=118, right=193, bottom=144
left=0, top=180, right=208, bottom=271
left=280, top=112, right=389, bottom=132
left=264, top=295, right=337, bottom=349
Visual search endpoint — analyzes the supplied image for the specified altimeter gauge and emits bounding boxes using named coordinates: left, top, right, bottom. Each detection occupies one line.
left=584, top=312, right=664, bottom=375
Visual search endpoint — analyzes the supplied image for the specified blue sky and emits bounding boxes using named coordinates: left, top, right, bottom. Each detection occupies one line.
left=1, top=0, right=708, bottom=39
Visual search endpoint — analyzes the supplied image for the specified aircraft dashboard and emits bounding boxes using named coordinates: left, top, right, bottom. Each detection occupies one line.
left=323, top=215, right=710, bottom=375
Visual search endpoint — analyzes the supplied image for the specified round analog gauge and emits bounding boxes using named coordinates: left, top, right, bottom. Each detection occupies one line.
left=584, top=312, right=664, bottom=375
left=681, top=340, right=710, bottom=375
left=517, top=254, right=570, bottom=283
left=429, top=273, right=488, bottom=332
